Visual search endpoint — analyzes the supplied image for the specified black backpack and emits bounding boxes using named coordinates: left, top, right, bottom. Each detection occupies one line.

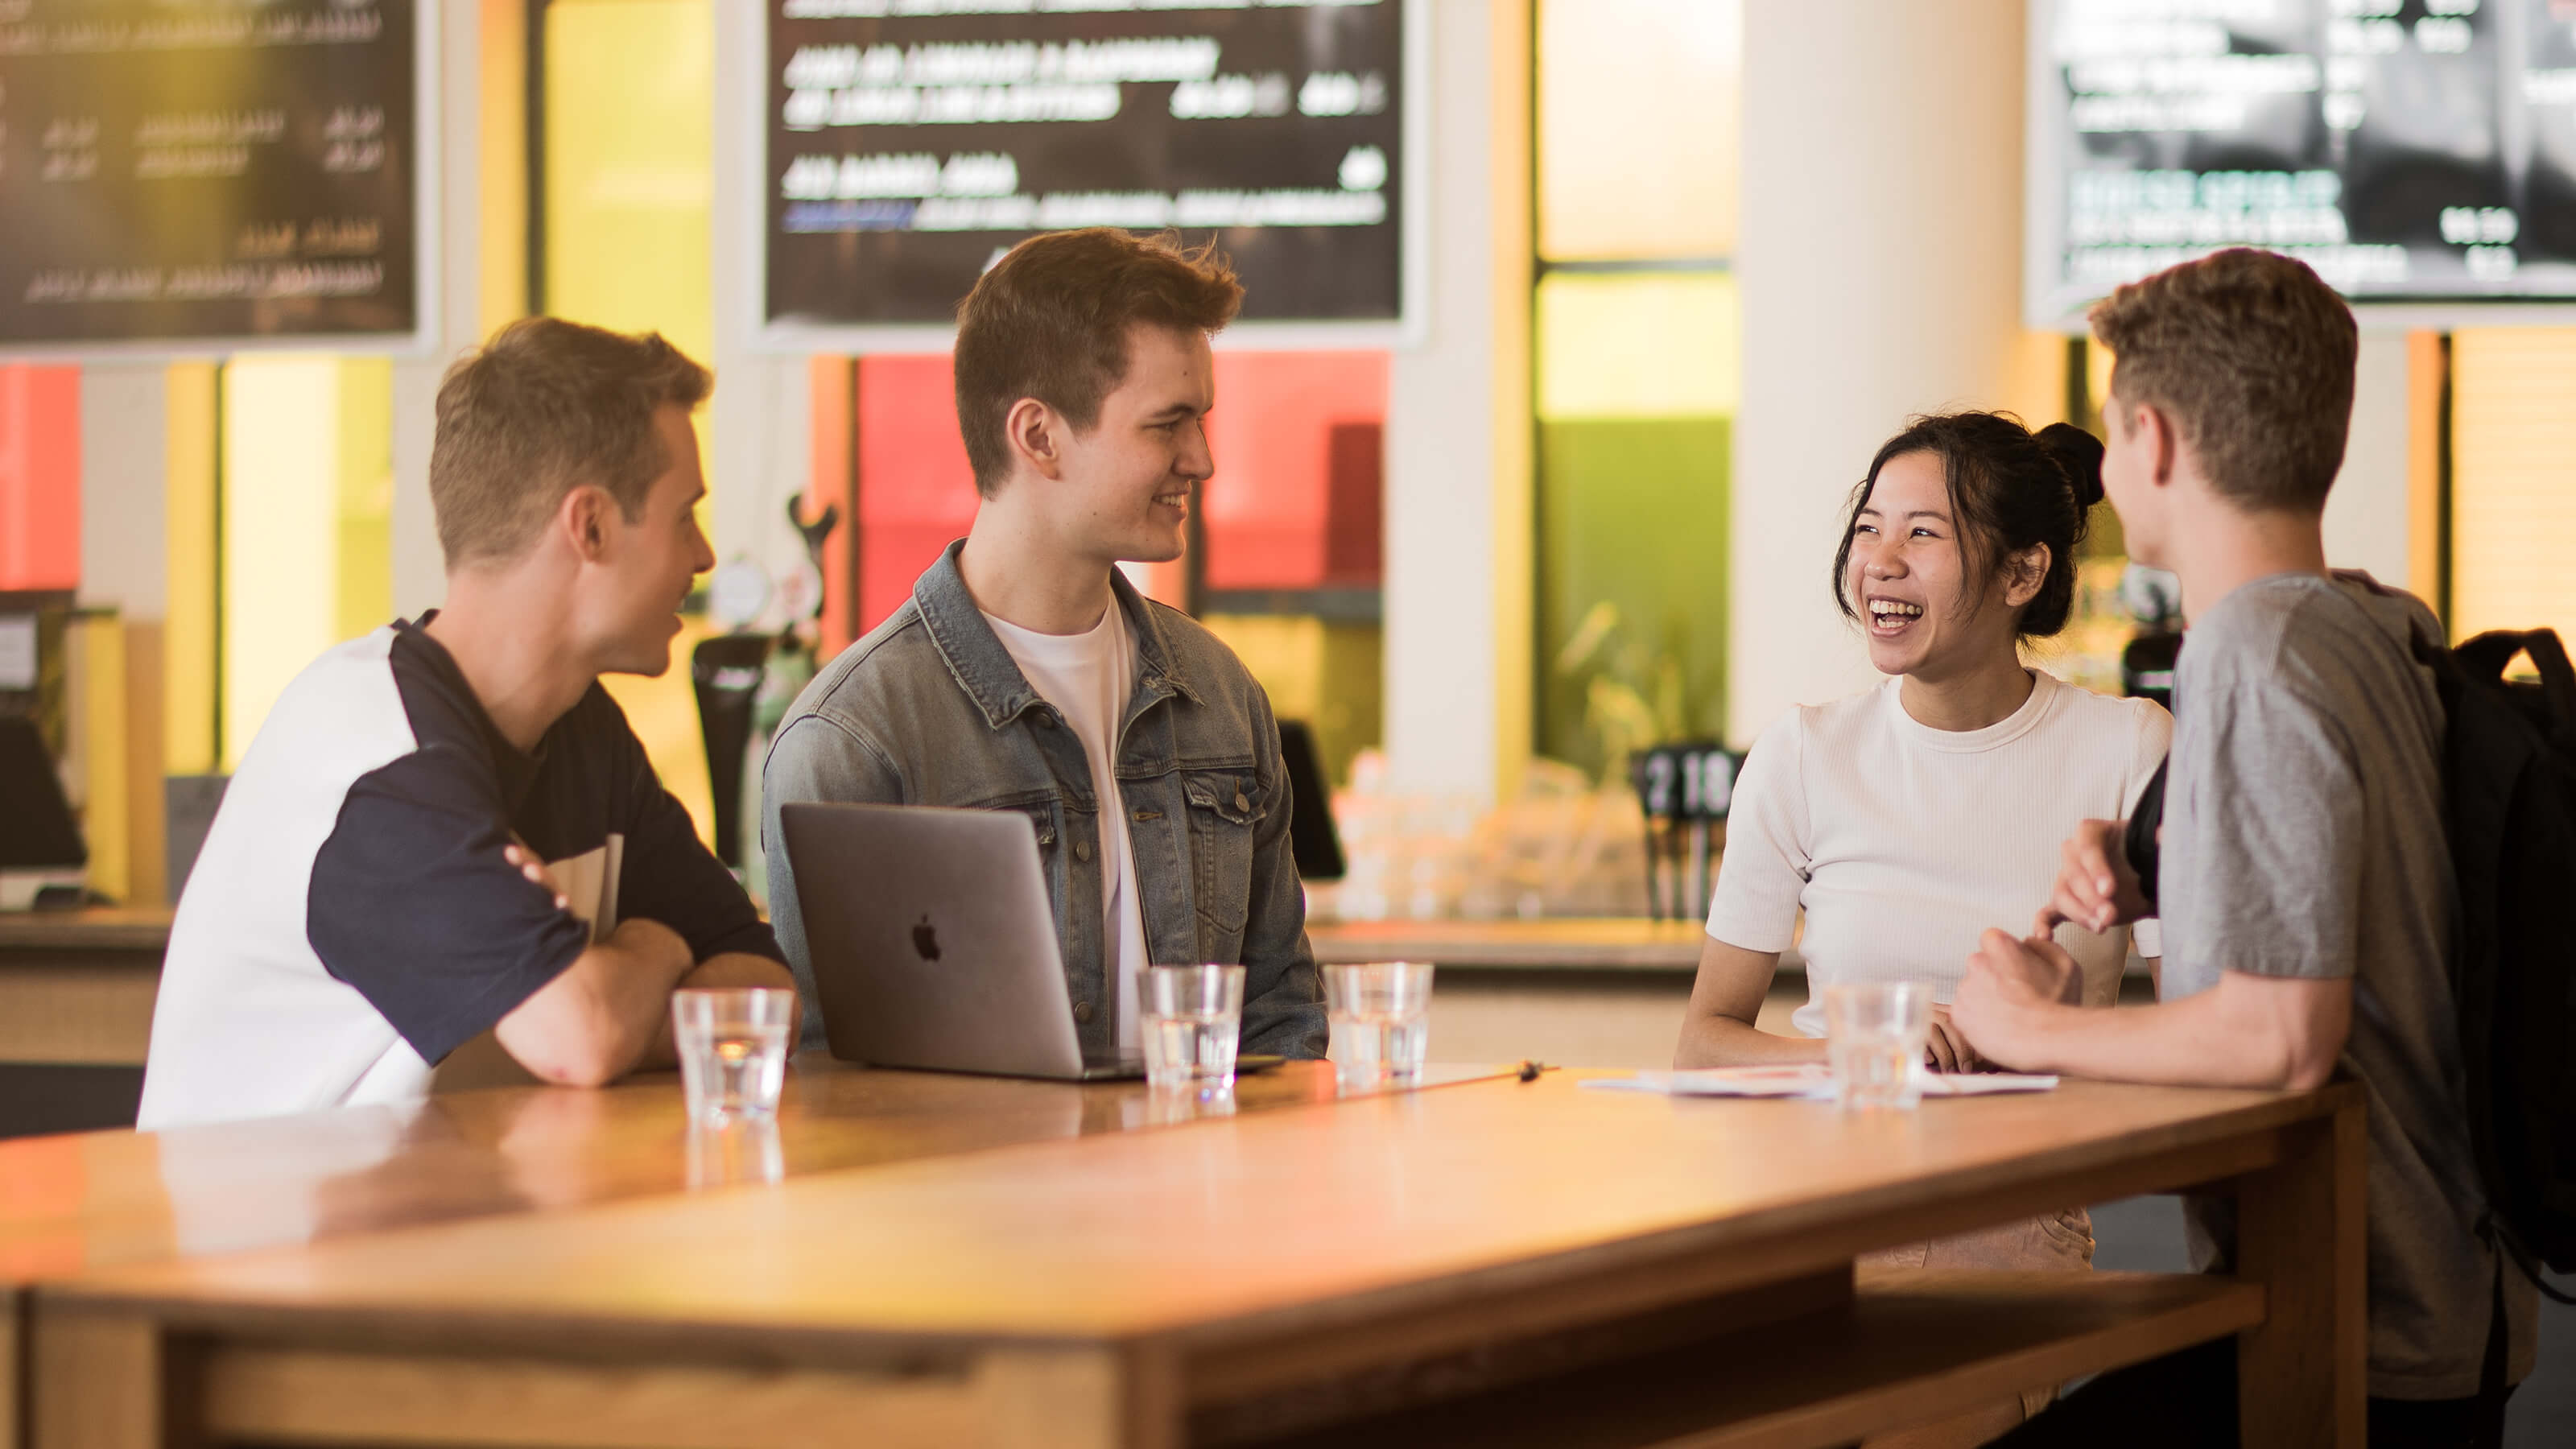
left=2417, top=627, right=2576, bottom=1302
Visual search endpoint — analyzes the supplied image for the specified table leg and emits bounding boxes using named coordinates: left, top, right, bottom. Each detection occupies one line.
left=2, top=1290, right=20, bottom=1449
left=979, top=1345, right=1179, bottom=1449
left=30, top=1304, right=200, bottom=1449
left=2235, top=1101, right=2367, bottom=1447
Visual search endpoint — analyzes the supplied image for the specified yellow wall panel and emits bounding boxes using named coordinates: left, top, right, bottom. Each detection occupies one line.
left=220, top=358, right=393, bottom=770
left=2450, top=328, right=2576, bottom=642
left=164, top=361, right=220, bottom=774
left=1537, top=272, right=1739, bottom=420
left=545, top=0, right=718, bottom=843
left=1537, top=0, right=1739, bottom=261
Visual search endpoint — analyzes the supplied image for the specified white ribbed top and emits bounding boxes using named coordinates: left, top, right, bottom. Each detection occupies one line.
left=1707, top=670, right=2171, bottom=1038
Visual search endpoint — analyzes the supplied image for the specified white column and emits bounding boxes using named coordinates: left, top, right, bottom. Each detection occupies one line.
left=709, top=8, right=817, bottom=609
left=389, top=0, right=485, bottom=619
left=2323, top=332, right=2412, bottom=584
left=1731, top=0, right=2029, bottom=741
left=1384, top=0, right=1522, bottom=807
left=76, top=363, right=167, bottom=619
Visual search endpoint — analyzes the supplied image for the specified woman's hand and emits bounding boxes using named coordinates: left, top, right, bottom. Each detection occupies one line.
left=1925, top=1003, right=1983, bottom=1074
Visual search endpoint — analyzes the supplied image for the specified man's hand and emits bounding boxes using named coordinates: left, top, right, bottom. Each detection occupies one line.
left=2036, top=819, right=2151, bottom=935
left=1924, top=1003, right=1983, bottom=1074
left=1951, top=929, right=2083, bottom=1071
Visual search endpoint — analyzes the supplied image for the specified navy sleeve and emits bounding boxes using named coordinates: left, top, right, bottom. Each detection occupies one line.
left=592, top=693, right=785, bottom=964
left=308, top=745, right=591, bottom=1066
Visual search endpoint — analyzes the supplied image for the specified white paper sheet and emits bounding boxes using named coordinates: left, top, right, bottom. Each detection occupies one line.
left=1582, top=1066, right=2059, bottom=1100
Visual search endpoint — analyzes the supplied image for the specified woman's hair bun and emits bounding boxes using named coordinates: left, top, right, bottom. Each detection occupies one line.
left=2036, top=422, right=2106, bottom=510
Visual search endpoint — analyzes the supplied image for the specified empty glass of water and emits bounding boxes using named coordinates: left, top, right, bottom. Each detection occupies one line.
left=1140, top=964, right=1246, bottom=1089
left=1325, top=961, right=1435, bottom=1092
left=671, top=988, right=795, bottom=1125
left=1823, top=980, right=1933, bottom=1111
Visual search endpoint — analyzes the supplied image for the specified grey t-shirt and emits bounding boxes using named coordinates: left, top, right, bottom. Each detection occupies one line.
left=2161, top=570, right=2535, bottom=1399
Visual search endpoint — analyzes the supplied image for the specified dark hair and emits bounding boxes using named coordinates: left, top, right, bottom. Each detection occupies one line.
left=952, top=227, right=1245, bottom=498
left=2089, top=247, right=2356, bottom=513
left=1831, top=411, right=2104, bottom=641
left=431, top=316, right=712, bottom=568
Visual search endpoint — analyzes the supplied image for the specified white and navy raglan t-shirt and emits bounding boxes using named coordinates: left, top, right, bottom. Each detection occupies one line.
left=138, top=617, right=779, bottom=1129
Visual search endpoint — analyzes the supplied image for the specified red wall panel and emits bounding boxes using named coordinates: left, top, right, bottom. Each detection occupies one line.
left=0, top=365, right=81, bottom=593
left=1201, top=352, right=1386, bottom=592
left=855, top=355, right=979, bottom=633
left=846, top=348, right=1389, bottom=630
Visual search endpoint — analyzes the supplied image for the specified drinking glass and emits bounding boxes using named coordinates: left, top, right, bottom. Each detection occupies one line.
left=1823, top=980, right=1933, bottom=1110
left=1139, top=964, right=1246, bottom=1089
left=1324, top=961, right=1435, bottom=1092
left=671, top=988, right=795, bottom=1124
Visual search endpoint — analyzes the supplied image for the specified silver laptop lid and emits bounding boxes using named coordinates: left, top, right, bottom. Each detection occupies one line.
left=779, top=802, right=1090, bottom=1080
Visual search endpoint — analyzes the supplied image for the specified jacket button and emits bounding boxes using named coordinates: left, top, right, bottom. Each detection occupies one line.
left=1234, top=790, right=1250, bottom=811
left=1074, top=840, right=1095, bottom=862
left=1072, top=1001, right=1096, bottom=1025
left=1032, top=712, right=1055, bottom=728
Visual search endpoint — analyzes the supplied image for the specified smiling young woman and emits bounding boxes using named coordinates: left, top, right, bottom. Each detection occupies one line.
left=1674, top=411, right=2173, bottom=1445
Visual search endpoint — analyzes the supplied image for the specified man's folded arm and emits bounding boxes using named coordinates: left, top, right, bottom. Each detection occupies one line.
left=493, top=919, right=700, bottom=1086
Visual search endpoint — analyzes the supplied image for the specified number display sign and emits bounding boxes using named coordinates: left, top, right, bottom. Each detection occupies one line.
left=1633, top=743, right=1742, bottom=823
left=0, top=0, right=421, bottom=352
left=760, top=0, right=1414, bottom=342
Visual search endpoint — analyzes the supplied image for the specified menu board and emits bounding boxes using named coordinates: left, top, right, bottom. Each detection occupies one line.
left=0, top=0, right=420, bottom=351
left=762, top=0, right=1411, bottom=337
left=2030, top=0, right=2576, bottom=320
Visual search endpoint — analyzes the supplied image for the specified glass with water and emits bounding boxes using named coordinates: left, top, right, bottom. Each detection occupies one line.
left=1325, top=961, right=1434, bottom=1092
left=1139, top=964, right=1246, bottom=1089
left=1823, top=980, right=1933, bottom=1111
left=671, top=987, right=795, bottom=1124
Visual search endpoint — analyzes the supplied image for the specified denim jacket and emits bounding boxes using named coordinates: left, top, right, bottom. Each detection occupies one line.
left=760, top=542, right=1327, bottom=1059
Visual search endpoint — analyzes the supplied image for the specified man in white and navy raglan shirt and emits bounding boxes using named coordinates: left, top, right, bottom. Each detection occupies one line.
left=139, top=318, right=795, bottom=1128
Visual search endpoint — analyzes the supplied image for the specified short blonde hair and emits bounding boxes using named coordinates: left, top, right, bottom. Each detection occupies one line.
left=430, top=317, right=712, bottom=567
left=2088, top=248, right=2356, bottom=513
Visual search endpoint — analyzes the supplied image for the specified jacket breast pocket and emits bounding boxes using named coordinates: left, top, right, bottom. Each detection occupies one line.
left=1183, top=768, right=1267, bottom=942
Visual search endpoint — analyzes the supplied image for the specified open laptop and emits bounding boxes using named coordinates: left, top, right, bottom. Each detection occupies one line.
left=779, top=801, right=1146, bottom=1080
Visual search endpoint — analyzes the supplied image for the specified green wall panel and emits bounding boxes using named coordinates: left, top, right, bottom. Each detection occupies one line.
left=1537, top=416, right=1730, bottom=777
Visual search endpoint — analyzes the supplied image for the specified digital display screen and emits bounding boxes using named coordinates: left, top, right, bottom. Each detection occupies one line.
left=762, top=0, right=1406, bottom=332
left=0, top=0, right=419, bottom=350
left=2030, top=0, right=2576, bottom=319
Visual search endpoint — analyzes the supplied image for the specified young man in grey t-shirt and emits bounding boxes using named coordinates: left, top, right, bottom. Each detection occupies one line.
left=1954, top=249, right=2535, bottom=1447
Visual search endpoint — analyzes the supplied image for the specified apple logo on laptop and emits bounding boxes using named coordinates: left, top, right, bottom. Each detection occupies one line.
left=911, top=915, right=942, bottom=963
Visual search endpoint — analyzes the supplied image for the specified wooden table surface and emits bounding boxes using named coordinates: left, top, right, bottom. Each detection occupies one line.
left=32, top=1071, right=2367, bottom=1448
left=0, top=1058, right=1505, bottom=1286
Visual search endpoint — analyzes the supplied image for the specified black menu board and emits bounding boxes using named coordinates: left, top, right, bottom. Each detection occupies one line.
left=2031, top=0, right=2576, bottom=319
left=762, top=0, right=1410, bottom=336
left=0, top=1, right=420, bottom=350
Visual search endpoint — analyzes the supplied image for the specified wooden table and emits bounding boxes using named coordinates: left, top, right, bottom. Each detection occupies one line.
left=0, top=1058, right=1506, bottom=1449
left=0, top=908, right=170, bottom=1067
left=31, top=1071, right=2366, bottom=1448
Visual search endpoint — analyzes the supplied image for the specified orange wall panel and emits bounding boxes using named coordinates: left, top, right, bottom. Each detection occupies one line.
left=0, top=365, right=81, bottom=593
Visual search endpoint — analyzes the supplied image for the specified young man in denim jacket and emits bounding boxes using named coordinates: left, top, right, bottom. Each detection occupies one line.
left=761, top=229, right=1327, bottom=1061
